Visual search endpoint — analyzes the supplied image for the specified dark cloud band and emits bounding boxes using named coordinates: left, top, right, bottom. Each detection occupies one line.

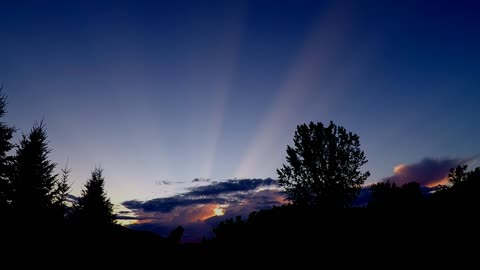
left=123, top=178, right=279, bottom=213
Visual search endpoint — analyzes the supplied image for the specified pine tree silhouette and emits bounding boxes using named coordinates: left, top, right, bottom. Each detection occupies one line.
left=0, top=88, right=15, bottom=214
left=72, top=167, right=115, bottom=229
left=52, top=164, right=72, bottom=222
left=11, top=121, right=58, bottom=223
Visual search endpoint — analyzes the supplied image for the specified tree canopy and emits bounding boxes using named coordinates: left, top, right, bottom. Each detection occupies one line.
left=368, top=181, right=423, bottom=209
left=277, top=121, right=370, bottom=208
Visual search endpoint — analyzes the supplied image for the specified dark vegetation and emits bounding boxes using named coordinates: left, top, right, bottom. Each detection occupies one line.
left=0, top=87, right=477, bottom=261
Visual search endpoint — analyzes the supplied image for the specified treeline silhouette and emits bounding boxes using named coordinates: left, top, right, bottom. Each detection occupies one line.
left=0, top=88, right=175, bottom=258
left=0, top=87, right=478, bottom=261
left=212, top=166, right=479, bottom=245
left=207, top=122, right=479, bottom=260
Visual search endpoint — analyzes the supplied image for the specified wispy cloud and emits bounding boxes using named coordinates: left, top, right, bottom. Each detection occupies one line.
left=186, top=178, right=278, bottom=197
left=192, top=178, right=210, bottom=183
left=155, top=180, right=184, bottom=185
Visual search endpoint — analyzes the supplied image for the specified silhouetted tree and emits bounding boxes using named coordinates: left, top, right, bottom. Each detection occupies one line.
left=430, top=165, right=480, bottom=209
left=448, top=165, right=468, bottom=185
left=399, top=182, right=423, bottom=208
left=11, top=121, right=58, bottom=221
left=277, top=121, right=370, bottom=208
left=71, top=167, right=115, bottom=228
left=369, top=181, right=399, bottom=209
left=369, top=181, right=423, bottom=209
left=168, top=226, right=184, bottom=244
left=0, top=88, right=15, bottom=213
left=53, top=164, right=72, bottom=220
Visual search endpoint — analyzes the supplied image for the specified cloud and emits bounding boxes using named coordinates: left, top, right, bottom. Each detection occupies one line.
left=352, top=186, right=434, bottom=207
left=192, top=178, right=210, bottom=183
left=186, top=178, right=278, bottom=197
left=123, top=178, right=279, bottom=213
left=381, top=157, right=473, bottom=187
left=122, top=178, right=285, bottom=242
left=67, top=194, right=79, bottom=203
left=210, top=189, right=285, bottom=220
left=155, top=180, right=184, bottom=185
left=116, top=215, right=141, bottom=220
left=123, top=197, right=228, bottom=213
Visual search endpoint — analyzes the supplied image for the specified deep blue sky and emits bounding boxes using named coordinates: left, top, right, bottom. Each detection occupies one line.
left=1, top=0, right=479, bottom=204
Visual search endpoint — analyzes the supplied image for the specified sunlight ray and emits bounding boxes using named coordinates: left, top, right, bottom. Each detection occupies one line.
left=188, top=6, right=245, bottom=179
left=235, top=4, right=355, bottom=178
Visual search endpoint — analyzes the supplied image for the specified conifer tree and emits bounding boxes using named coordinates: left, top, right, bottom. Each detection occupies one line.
left=72, top=167, right=115, bottom=228
left=53, top=164, right=72, bottom=220
left=0, top=87, right=15, bottom=213
left=11, top=121, right=58, bottom=220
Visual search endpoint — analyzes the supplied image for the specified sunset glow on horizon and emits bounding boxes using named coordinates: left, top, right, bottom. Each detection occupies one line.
left=213, top=205, right=226, bottom=217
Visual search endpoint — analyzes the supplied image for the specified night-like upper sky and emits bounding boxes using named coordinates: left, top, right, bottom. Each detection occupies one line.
left=1, top=0, right=479, bottom=238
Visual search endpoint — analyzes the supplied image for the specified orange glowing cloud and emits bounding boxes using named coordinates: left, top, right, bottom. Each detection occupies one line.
left=121, top=179, right=286, bottom=242
left=426, top=177, right=449, bottom=188
left=382, top=158, right=471, bottom=187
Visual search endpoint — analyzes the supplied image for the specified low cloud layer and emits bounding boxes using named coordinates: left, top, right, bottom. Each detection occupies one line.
left=381, top=157, right=473, bottom=187
left=122, top=178, right=285, bottom=242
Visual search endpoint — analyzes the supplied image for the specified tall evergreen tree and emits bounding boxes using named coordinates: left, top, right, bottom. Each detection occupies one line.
left=72, top=167, right=115, bottom=228
left=53, top=164, right=72, bottom=220
left=11, top=121, right=58, bottom=220
left=0, top=87, right=15, bottom=212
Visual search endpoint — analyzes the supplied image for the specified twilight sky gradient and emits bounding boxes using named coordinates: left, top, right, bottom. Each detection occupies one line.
left=1, top=0, right=479, bottom=215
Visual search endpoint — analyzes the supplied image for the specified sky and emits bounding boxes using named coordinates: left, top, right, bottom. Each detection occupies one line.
left=1, top=0, right=479, bottom=239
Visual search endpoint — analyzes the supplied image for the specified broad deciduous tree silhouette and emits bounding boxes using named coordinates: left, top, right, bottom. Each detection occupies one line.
left=368, top=181, right=399, bottom=209
left=448, top=165, right=468, bottom=185
left=277, top=121, right=370, bottom=208
left=0, top=88, right=15, bottom=213
left=72, top=167, right=115, bottom=228
left=11, top=121, right=59, bottom=221
left=430, top=165, right=480, bottom=209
